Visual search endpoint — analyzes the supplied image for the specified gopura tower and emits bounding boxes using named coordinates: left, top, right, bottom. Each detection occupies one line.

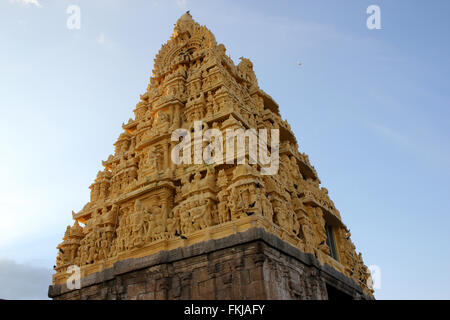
left=49, top=13, right=373, bottom=300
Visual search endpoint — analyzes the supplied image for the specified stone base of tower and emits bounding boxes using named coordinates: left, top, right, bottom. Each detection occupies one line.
left=48, top=228, right=372, bottom=300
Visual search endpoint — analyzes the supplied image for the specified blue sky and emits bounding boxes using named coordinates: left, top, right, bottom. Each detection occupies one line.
left=0, top=0, right=449, bottom=299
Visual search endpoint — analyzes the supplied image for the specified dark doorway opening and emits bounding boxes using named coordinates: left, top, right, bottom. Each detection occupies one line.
left=326, top=283, right=353, bottom=300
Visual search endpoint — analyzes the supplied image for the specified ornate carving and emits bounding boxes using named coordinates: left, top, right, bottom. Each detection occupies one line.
left=53, top=13, right=372, bottom=296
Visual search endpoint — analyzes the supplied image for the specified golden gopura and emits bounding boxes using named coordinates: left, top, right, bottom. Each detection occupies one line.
left=52, top=13, right=373, bottom=296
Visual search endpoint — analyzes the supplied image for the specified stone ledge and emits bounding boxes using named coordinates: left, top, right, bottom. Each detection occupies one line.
left=48, top=227, right=369, bottom=299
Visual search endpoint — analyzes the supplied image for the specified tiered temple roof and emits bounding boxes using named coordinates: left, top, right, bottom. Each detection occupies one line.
left=53, top=13, right=372, bottom=296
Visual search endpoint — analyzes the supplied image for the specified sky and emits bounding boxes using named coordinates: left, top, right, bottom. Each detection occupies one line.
left=0, top=0, right=449, bottom=300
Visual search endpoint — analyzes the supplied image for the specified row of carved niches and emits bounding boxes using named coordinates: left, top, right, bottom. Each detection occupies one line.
left=56, top=209, right=371, bottom=293
left=59, top=166, right=371, bottom=292
left=117, top=58, right=289, bottom=165
left=119, top=104, right=289, bottom=172
left=88, top=135, right=319, bottom=210
left=88, top=127, right=326, bottom=217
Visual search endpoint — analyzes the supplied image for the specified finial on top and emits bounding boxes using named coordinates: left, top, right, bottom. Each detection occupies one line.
left=173, top=11, right=196, bottom=37
left=178, top=10, right=193, bottom=22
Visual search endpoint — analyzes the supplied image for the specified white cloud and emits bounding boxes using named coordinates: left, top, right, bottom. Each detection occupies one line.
left=9, top=0, right=41, bottom=8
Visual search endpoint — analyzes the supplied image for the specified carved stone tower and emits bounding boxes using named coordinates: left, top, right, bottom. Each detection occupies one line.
left=49, top=13, right=373, bottom=300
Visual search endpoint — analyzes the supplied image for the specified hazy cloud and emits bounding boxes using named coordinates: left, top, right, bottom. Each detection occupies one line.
left=366, top=121, right=450, bottom=173
left=0, top=259, right=52, bottom=300
left=176, top=0, right=187, bottom=10
left=367, top=122, right=417, bottom=151
left=97, top=32, right=105, bottom=46
left=96, top=32, right=117, bottom=49
left=9, top=0, right=41, bottom=7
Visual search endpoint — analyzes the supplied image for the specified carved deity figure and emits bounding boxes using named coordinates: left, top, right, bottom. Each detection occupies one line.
left=180, top=206, right=192, bottom=235
left=131, top=200, right=147, bottom=247
left=148, top=147, right=163, bottom=171
left=166, top=206, right=180, bottom=237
